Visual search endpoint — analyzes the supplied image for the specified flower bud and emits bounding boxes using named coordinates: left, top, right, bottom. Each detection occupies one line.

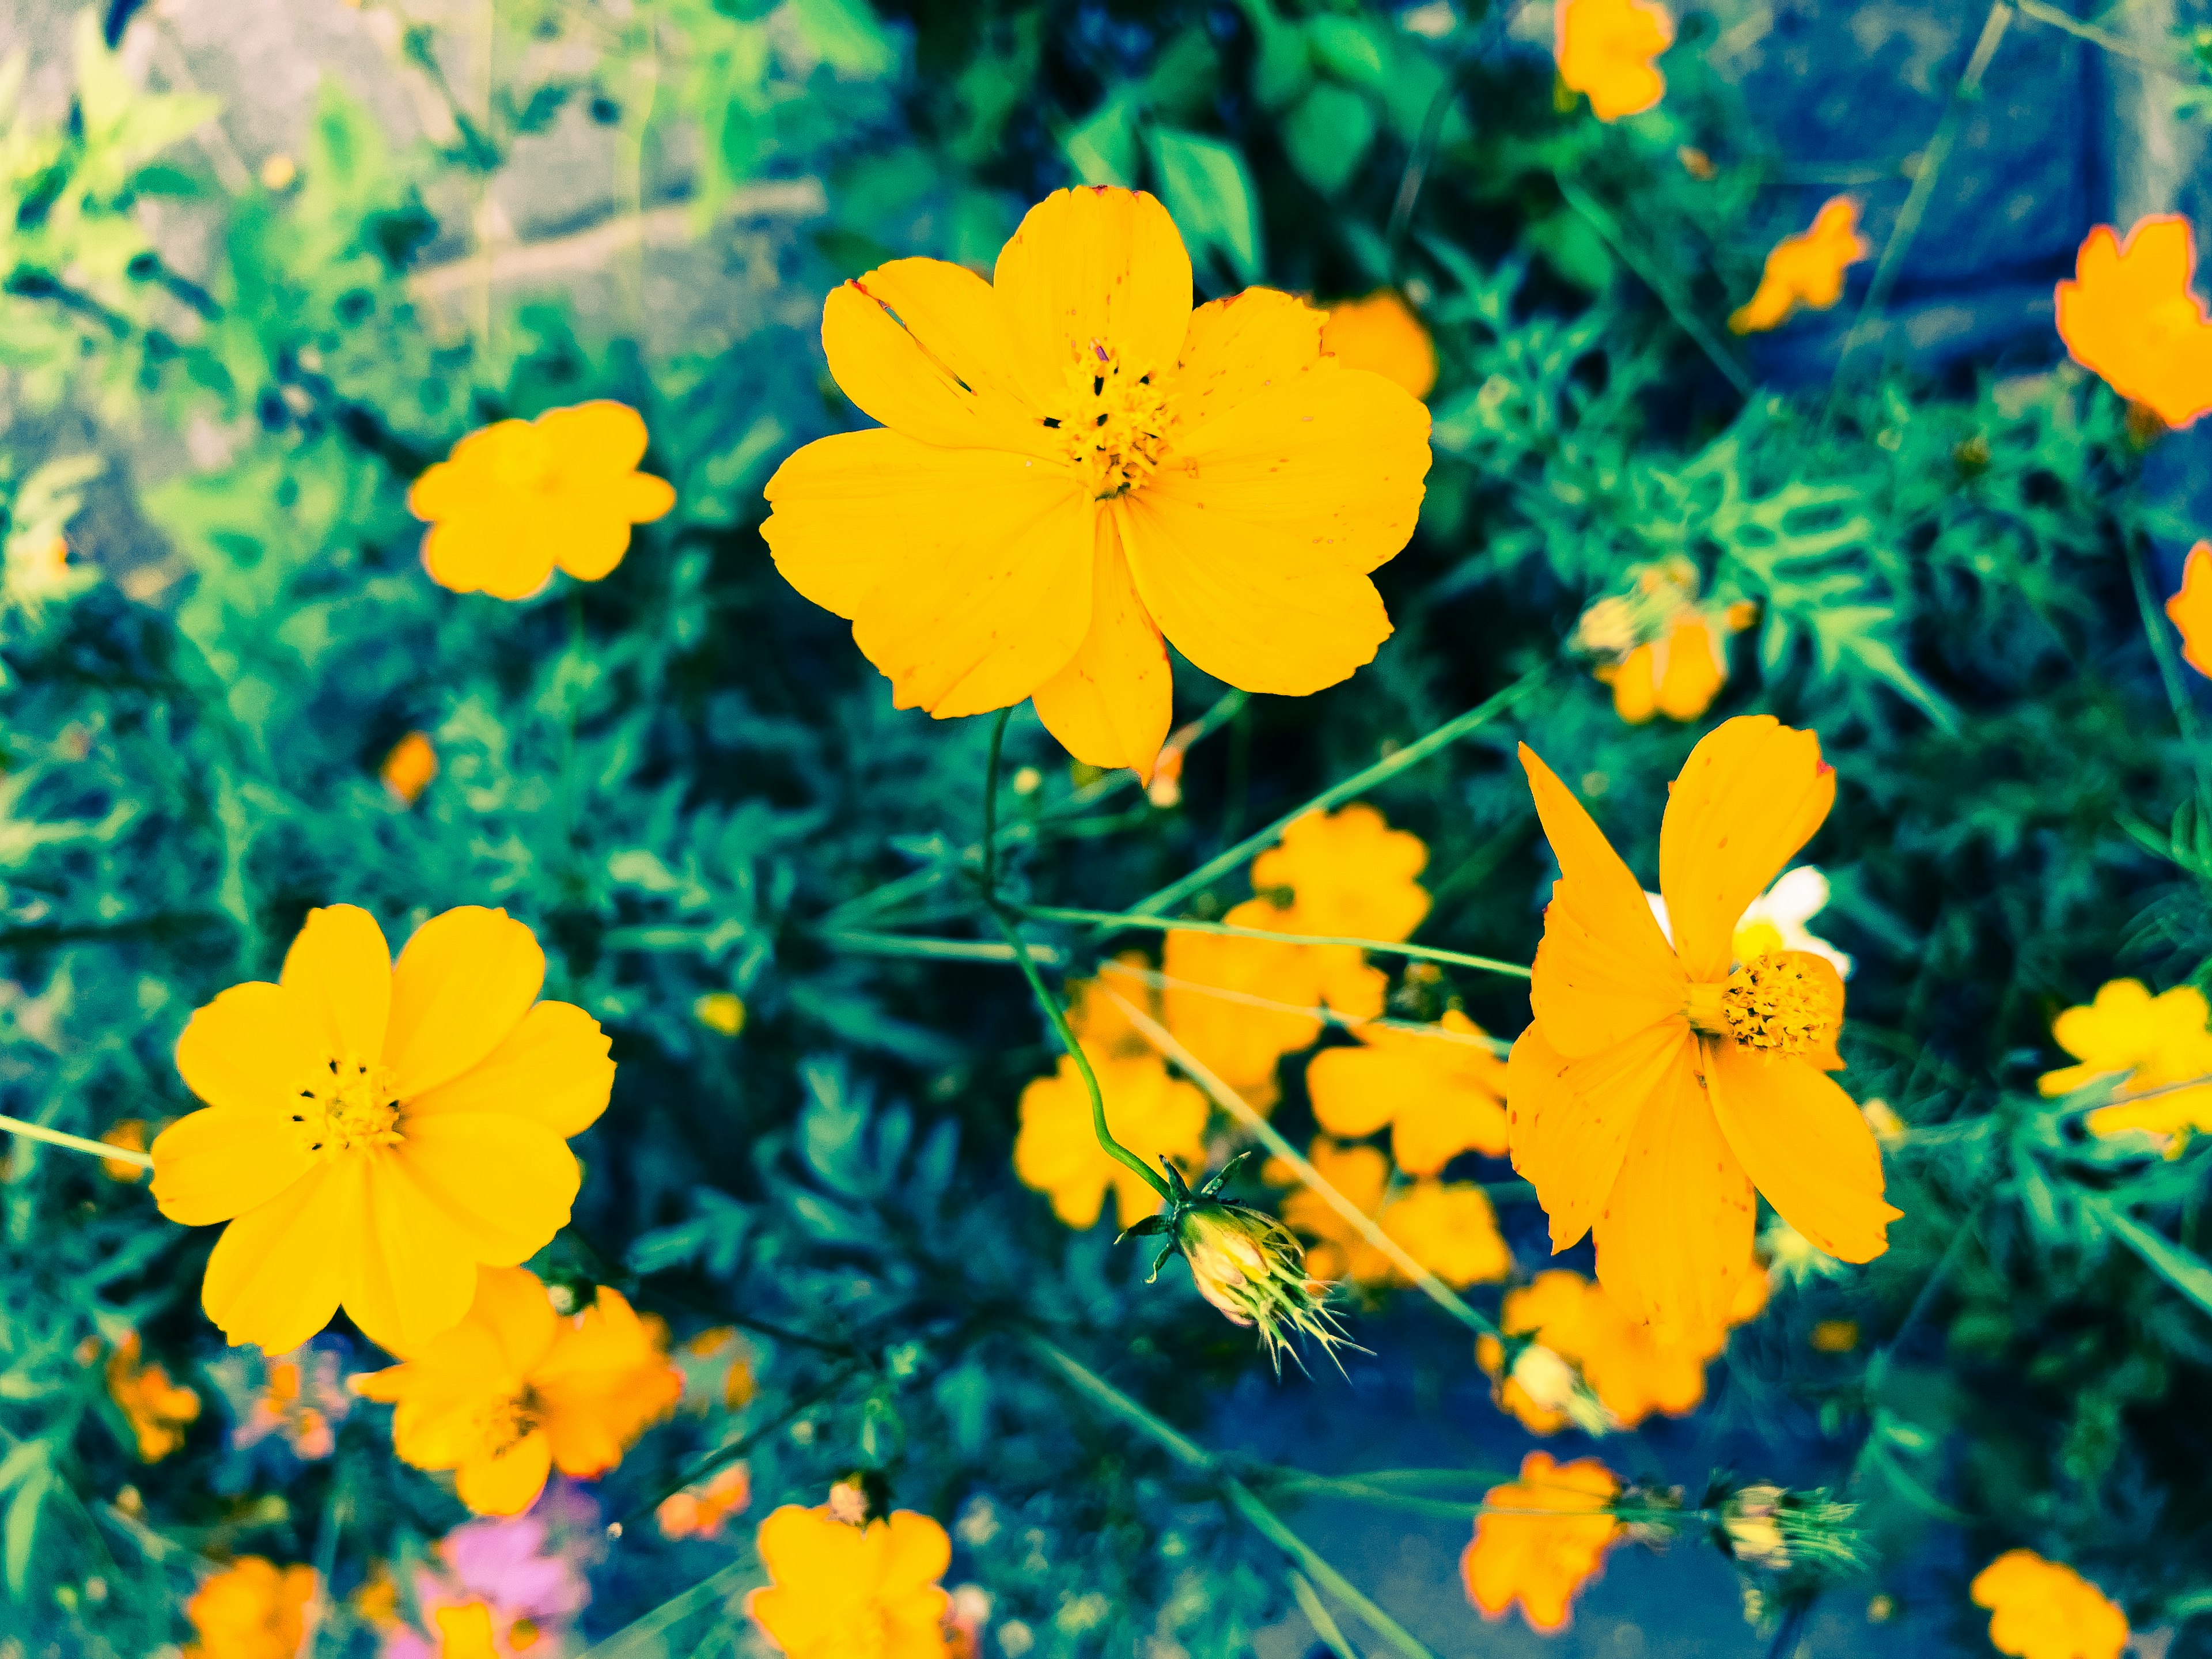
left=1135, top=1189, right=1351, bottom=1373
left=1714, top=1482, right=1866, bottom=1582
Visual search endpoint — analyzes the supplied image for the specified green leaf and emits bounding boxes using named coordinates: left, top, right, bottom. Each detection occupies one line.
left=3, top=1466, right=47, bottom=1597
left=2097, top=1201, right=2212, bottom=1321
left=1243, top=0, right=1313, bottom=109
left=791, top=0, right=897, bottom=79
left=1066, top=94, right=1140, bottom=187
left=1305, top=16, right=1388, bottom=91
left=1280, top=83, right=1377, bottom=196
left=1146, top=127, right=1262, bottom=284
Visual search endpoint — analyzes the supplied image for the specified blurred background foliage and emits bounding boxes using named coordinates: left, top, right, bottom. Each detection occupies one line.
left=2, top=0, right=2212, bottom=1654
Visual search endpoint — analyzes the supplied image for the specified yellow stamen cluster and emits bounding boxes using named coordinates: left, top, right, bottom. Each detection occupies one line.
left=1715, top=953, right=1841, bottom=1056
left=474, top=1390, right=542, bottom=1459
left=293, top=1056, right=402, bottom=1158
left=1048, top=340, right=1172, bottom=498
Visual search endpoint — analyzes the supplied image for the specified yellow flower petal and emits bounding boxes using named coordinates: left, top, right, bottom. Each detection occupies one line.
left=456, top=1429, right=555, bottom=1517
left=404, top=1000, right=613, bottom=1139
left=202, top=1163, right=354, bottom=1353
left=1031, top=512, right=1173, bottom=776
left=2166, top=541, right=2212, bottom=677
left=822, top=261, right=1048, bottom=452
left=537, top=400, right=651, bottom=478
left=1705, top=1043, right=1898, bottom=1263
left=1656, top=716, right=1834, bottom=984
left=994, top=187, right=1193, bottom=408
left=279, top=905, right=392, bottom=1064
left=350, top=1158, right=501, bottom=1353
left=385, top=907, right=546, bottom=1099
left=393, top=1113, right=581, bottom=1264
left=1168, top=287, right=1326, bottom=435
left=1508, top=1019, right=1690, bottom=1253
left=173, top=980, right=324, bottom=1119
left=150, top=1105, right=316, bottom=1228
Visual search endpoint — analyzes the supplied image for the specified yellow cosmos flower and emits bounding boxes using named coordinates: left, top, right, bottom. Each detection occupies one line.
left=1970, top=1550, right=2128, bottom=1659
left=658, top=1461, right=752, bottom=1540
left=2166, top=540, right=2212, bottom=676
left=151, top=905, right=613, bottom=1355
left=1252, top=803, right=1430, bottom=942
left=1596, top=609, right=1752, bottom=724
left=1321, top=290, right=1438, bottom=400
left=1305, top=1011, right=1509, bottom=1175
left=351, top=1266, right=681, bottom=1516
left=762, top=186, right=1433, bottom=778
left=2056, top=215, right=2212, bottom=430
left=101, top=1116, right=151, bottom=1182
left=380, top=731, right=438, bottom=806
left=409, top=402, right=677, bottom=600
left=1275, top=1140, right=1510, bottom=1290
left=745, top=1502, right=953, bottom=1659
left=1728, top=198, right=1870, bottom=335
left=1555, top=0, right=1673, bottom=123
left=1460, top=1452, right=1621, bottom=1632
left=1475, top=1267, right=1762, bottom=1433
left=1013, top=1050, right=1208, bottom=1229
left=2039, top=976, right=2212, bottom=1147
left=1509, top=716, right=1900, bottom=1336
left=105, top=1332, right=202, bottom=1461
left=184, top=1557, right=317, bottom=1659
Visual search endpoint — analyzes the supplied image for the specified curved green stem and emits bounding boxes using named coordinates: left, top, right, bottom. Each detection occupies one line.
left=1, top=1115, right=150, bottom=1169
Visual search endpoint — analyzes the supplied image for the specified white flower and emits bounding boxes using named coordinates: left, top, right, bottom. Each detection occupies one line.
left=1646, top=865, right=1853, bottom=979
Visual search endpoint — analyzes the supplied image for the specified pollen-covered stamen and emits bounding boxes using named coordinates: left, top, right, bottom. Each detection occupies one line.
left=1046, top=338, right=1173, bottom=499
left=291, top=1055, right=402, bottom=1158
left=1711, top=952, right=1843, bottom=1056
left=473, top=1390, right=543, bottom=1458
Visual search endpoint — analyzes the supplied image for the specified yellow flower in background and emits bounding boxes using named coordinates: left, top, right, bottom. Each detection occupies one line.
left=1555, top=0, right=1673, bottom=123
left=1252, top=804, right=1430, bottom=943
left=762, top=186, right=1433, bottom=779
left=658, top=1461, right=753, bottom=1540
left=410, top=402, right=677, bottom=600
left=351, top=1266, right=680, bottom=1516
left=1476, top=1267, right=1762, bottom=1433
left=1378, top=1180, right=1510, bottom=1287
left=101, top=1116, right=150, bottom=1182
left=678, top=1325, right=757, bottom=1411
left=1597, top=609, right=1751, bottom=724
left=105, top=1333, right=202, bottom=1461
left=2056, top=215, right=2212, bottom=430
left=2038, top=977, right=2212, bottom=1147
left=1809, top=1319, right=1859, bottom=1352
left=1277, top=1138, right=1393, bottom=1283
left=1273, top=1141, right=1509, bottom=1290
left=1305, top=1011, right=1509, bottom=1175
left=2165, top=540, right=2212, bottom=676
left=1064, top=954, right=1160, bottom=1060
left=380, top=732, right=438, bottom=805
left=1510, top=717, right=1900, bottom=1337
left=1460, top=1452, right=1622, bottom=1632
left=151, top=904, right=613, bottom=1355
left=745, top=1502, right=953, bottom=1659
left=1014, top=1050, right=1208, bottom=1229
left=185, top=1558, right=317, bottom=1659
left=1728, top=198, right=1870, bottom=334
left=694, top=991, right=748, bottom=1036
left=1321, top=290, right=1438, bottom=400
left=1969, top=1550, right=2128, bottom=1659
left=1160, top=914, right=1328, bottom=1111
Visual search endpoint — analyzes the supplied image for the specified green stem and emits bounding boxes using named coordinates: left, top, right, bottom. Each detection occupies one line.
left=1025, top=1335, right=1440, bottom=1659
left=986, top=905, right=1170, bottom=1202
left=2124, top=534, right=2212, bottom=819
left=1024, top=906, right=1530, bottom=979
left=819, top=930, right=1063, bottom=966
left=1, top=1115, right=150, bottom=1169
left=979, top=707, right=1012, bottom=901
left=1117, top=666, right=1551, bottom=922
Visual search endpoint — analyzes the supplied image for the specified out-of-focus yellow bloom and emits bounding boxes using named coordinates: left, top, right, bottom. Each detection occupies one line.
left=1574, top=558, right=1755, bottom=724
left=1809, top=1319, right=1859, bottom=1352
left=1555, top=0, right=1673, bottom=122
left=2165, top=541, right=2212, bottom=677
left=1321, top=291, right=1438, bottom=400
left=1728, top=198, right=1870, bottom=335
left=762, top=187, right=1431, bottom=779
left=410, top=402, right=676, bottom=600
left=1969, top=1550, right=2128, bottom=1659
left=745, top=1502, right=952, bottom=1659
left=1460, top=1452, right=1622, bottom=1632
left=1304, top=1012, right=1509, bottom=1175
left=2038, top=977, right=2212, bottom=1149
left=151, top=904, right=613, bottom=1355
left=1160, top=914, right=1328, bottom=1111
left=101, top=1118, right=150, bottom=1182
left=679, top=1326, right=756, bottom=1411
left=352, top=1267, right=681, bottom=1516
left=1065, top=956, right=1159, bottom=1060
left=658, top=1461, right=753, bottom=1540
left=258, top=154, right=297, bottom=191
left=1014, top=1051, right=1207, bottom=1229
left=1275, top=1140, right=1510, bottom=1290
left=106, top=1333, right=202, bottom=1461
left=1253, top=804, right=1430, bottom=944
left=1376, top=1180, right=1511, bottom=1287
left=2056, top=215, right=2212, bottom=430
left=380, top=732, right=438, bottom=805
left=184, top=1556, right=317, bottom=1659
left=694, top=991, right=748, bottom=1036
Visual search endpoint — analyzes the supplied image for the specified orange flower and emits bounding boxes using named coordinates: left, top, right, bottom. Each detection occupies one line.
left=1275, top=1140, right=1510, bottom=1289
left=2166, top=540, right=2212, bottom=677
left=1969, top=1550, right=2128, bottom=1659
left=1596, top=610, right=1751, bottom=724
left=351, top=1266, right=681, bottom=1516
left=380, top=732, right=438, bottom=805
left=1305, top=1012, right=1509, bottom=1175
left=1728, top=198, right=1870, bottom=334
left=101, top=1118, right=150, bottom=1182
left=1159, top=916, right=1328, bottom=1112
left=745, top=1502, right=953, bottom=1659
left=1460, top=1452, right=1621, bottom=1632
left=762, top=187, right=1431, bottom=778
left=409, top=402, right=676, bottom=599
left=1555, top=0, right=1673, bottom=123
left=1509, top=717, right=1900, bottom=1336
left=184, top=1557, right=317, bottom=1659
left=658, top=1461, right=753, bottom=1540
left=679, top=1326, right=757, bottom=1410
left=105, top=1333, right=202, bottom=1461
left=1321, top=291, right=1438, bottom=400
left=2056, top=215, right=2212, bottom=429
left=1014, top=1050, right=1208, bottom=1229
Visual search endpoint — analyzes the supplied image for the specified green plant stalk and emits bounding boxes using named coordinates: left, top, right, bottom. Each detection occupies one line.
left=1102, top=987, right=1506, bottom=1346
left=1117, top=665, right=1552, bottom=922
left=1097, top=960, right=1510, bottom=1052
left=2123, top=535, right=2212, bottom=820
left=1024, top=1334, right=1441, bottom=1659
left=0, top=1115, right=150, bottom=1169
left=820, top=930, right=1065, bottom=965
left=980, top=706, right=1012, bottom=899
left=1288, top=1570, right=1364, bottom=1659
left=1024, top=904, right=1531, bottom=979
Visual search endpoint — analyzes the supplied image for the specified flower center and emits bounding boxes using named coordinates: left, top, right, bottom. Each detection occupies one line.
left=291, top=1055, right=402, bottom=1158
left=474, top=1389, right=543, bottom=1459
left=1686, top=952, right=1842, bottom=1056
left=487, top=426, right=558, bottom=490
left=1046, top=339, right=1172, bottom=499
